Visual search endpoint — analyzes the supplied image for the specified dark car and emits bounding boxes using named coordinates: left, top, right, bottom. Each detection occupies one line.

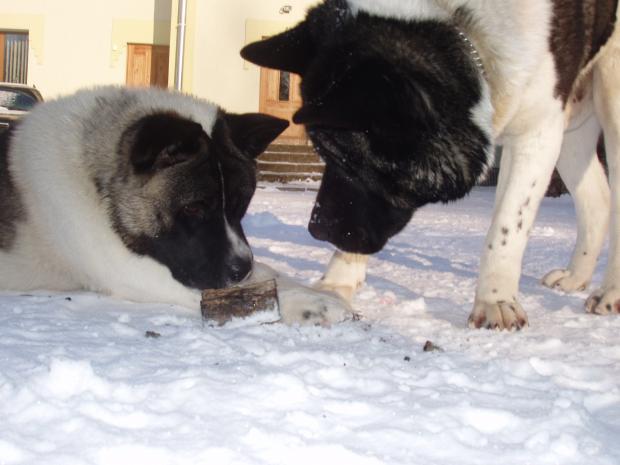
left=0, top=83, right=43, bottom=133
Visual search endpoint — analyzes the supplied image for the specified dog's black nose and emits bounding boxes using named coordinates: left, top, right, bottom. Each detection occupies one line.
left=309, top=215, right=384, bottom=254
left=308, top=217, right=329, bottom=242
left=308, top=204, right=333, bottom=242
left=226, top=256, right=253, bottom=285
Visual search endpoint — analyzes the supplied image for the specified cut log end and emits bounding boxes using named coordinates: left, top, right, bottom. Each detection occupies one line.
left=201, top=279, right=280, bottom=326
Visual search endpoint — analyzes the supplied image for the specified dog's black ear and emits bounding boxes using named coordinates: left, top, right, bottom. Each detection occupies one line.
left=224, top=113, right=289, bottom=159
left=293, top=98, right=365, bottom=131
left=294, top=61, right=437, bottom=133
left=241, top=22, right=315, bottom=75
left=128, top=113, right=208, bottom=173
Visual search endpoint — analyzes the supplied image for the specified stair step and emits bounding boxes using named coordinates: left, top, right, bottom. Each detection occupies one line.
left=258, top=172, right=322, bottom=183
left=266, top=144, right=315, bottom=154
left=259, top=152, right=322, bottom=163
left=258, top=161, right=324, bottom=174
left=258, top=144, right=324, bottom=184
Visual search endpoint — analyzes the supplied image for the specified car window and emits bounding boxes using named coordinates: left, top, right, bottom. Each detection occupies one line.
left=0, top=89, right=39, bottom=112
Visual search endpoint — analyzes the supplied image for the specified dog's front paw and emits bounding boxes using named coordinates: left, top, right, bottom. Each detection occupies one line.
left=468, top=300, right=529, bottom=331
left=542, top=269, right=588, bottom=292
left=278, top=287, right=354, bottom=326
left=313, top=251, right=368, bottom=302
left=585, top=287, right=620, bottom=315
left=313, top=281, right=357, bottom=302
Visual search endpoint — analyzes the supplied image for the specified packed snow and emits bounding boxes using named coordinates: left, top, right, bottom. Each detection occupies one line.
left=1, top=186, right=619, bottom=465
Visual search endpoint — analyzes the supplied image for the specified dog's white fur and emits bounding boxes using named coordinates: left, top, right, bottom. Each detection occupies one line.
left=2, top=87, right=351, bottom=325
left=5, top=89, right=209, bottom=306
left=317, top=0, right=620, bottom=328
left=348, top=0, right=450, bottom=21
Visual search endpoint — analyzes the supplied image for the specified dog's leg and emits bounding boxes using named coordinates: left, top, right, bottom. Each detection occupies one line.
left=469, top=111, right=565, bottom=330
left=249, top=261, right=354, bottom=325
left=493, top=146, right=513, bottom=209
left=542, top=109, right=609, bottom=293
left=313, top=251, right=369, bottom=302
left=63, top=244, right=201, bottom=309
left=585, top=47, right=620, bottom=315
left=105, top=255, right=202, bottom=309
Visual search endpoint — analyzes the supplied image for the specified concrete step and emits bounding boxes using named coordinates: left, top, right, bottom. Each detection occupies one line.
left=257, top=161, right=324, bottom=174
left=259, top=152, right=321, bottom=163
left=259, top=172, right=322, bottom=183
left=258, top=144, right=325, bottom=183
left=265, top=143, right=315, bottom=153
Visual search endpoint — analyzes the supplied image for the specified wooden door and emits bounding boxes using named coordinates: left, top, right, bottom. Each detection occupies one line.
left=150, top=45, right=170, bottom=88
left=259, top=67, right=306, bottom=144
left=126, top=44, right=169, bottom=88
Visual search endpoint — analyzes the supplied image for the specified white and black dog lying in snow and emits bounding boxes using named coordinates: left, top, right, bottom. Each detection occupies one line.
left=0, top=86, right=352, bottom=325
left=242, top=0, right=620, bottom=329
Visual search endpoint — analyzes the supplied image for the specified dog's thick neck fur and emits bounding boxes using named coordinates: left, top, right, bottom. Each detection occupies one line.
left=349, top=0, right=617, bottom=137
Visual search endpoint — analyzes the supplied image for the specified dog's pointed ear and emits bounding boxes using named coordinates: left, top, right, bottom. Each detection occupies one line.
left=293, top=102, right=364, bottom=130
left=291, top=73, right=372, bottom=131
left=128, top=114, right=208, bottom=173
left=241, top=22, right=314, bottom=74
left=294, top=62, right=437, bottom=133
left=224, top=113, right=289, bottom=159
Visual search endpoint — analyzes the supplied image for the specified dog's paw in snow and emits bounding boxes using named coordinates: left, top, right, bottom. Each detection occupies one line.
left=247, top=261, right=355, bottom=325
left=278, top=287, right=354, bottom=325
left=313, top=251, right=369, bottom=302
left=542, top=269, right=589, bottom=293
left=468, top=299, right=529, bottom=331
left=585, top=286, right=620, bottom=315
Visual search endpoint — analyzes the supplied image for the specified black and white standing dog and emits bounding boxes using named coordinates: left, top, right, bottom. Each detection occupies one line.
left=242, top=0, right=620, bottom=329
left=0, top=86, right=351, bottom=325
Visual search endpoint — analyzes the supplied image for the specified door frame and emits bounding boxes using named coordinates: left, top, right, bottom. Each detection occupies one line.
left=258, top=66, right=307, bottom=145
left=126, top=43, right=170, bottom=88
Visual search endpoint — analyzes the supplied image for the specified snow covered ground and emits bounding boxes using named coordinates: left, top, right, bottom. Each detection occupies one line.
left=1, top=186, right=619, bottom=465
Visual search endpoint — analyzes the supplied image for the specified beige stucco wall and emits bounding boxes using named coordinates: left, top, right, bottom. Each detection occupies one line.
left=0, top=0, right=318, bottom=110
left=0, top=0, right=172, bottom=99
left=172, top=0, right=319, bottom=113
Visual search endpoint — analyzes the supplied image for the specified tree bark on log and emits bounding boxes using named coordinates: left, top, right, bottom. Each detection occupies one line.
left=201, top=279, right=279, bottom=326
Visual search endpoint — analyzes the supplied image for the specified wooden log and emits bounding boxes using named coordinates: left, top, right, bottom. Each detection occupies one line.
left=201, top=279, right=280, bottom=326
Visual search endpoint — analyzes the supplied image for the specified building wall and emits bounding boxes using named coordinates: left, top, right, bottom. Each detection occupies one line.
left=0, top=0, right=318, bottom=111
left=172, top=0, right=318, bottom=113
left=0, top=0, right=172, bottom=99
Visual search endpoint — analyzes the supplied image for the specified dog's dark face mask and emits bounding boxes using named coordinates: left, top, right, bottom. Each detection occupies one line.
left=115, top=111, right=288, bottom=289
left=241, top=0, right=492, bottom=254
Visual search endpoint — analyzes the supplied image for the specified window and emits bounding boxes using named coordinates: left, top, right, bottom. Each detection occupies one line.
left=0, top=32, right=29, bottom=84
left=278, top=71, right=290, bottom=101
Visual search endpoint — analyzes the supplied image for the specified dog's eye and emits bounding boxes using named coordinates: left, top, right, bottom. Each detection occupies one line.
left=181, top=201, right=212, bottom=218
